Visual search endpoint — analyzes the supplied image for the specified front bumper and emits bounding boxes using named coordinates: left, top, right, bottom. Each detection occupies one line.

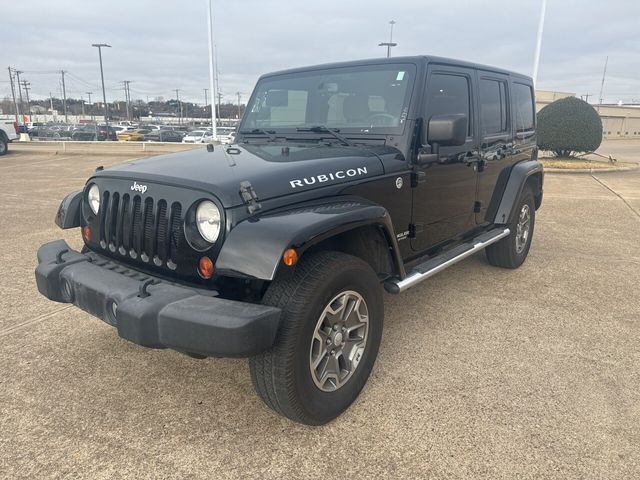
left=35, top=240, right=281, bottom=357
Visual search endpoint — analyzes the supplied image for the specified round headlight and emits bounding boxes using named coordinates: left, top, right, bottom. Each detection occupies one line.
left=196, top=201, right=221, bottom=243
left=88, top=184, right=100, bottom=215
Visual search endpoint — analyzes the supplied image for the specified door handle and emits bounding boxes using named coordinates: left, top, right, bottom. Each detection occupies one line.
left=464, top=151, right=481, bottom=165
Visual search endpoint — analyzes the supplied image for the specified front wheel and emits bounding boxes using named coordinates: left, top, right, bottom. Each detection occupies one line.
left=249, top=251, right=384, bottom=425
left=486, top=186, right=536, bottom=269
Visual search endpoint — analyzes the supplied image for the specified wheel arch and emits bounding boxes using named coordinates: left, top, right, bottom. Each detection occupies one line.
left=215, top=197, right=405, bottom=281
left=492, top=160, right=544, bottom=225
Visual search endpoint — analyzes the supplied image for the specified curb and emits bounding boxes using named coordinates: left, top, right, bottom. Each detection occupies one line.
left=544, top=165, right=639, bottom=174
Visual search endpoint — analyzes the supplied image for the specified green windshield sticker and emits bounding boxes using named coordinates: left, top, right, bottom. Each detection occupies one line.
left=396, top=71, right=405, bottom=81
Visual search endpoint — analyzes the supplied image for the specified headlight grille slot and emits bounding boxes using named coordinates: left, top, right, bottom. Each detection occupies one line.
left=97, top=190, right=184, bottom=267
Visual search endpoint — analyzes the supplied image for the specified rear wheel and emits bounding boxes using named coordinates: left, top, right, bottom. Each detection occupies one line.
left=0, top=135, right=8, bottom=156
left=249, top=251, right=383, bottom=425
left=486, top=186, right=535, bottom=268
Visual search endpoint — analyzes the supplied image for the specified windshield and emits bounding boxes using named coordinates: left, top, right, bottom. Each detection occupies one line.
left=189, top=131, right=205, bottom=136
left=241, top=63, right=416, bottom=135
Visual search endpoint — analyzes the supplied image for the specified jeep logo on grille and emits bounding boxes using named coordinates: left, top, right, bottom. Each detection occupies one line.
left=131, top=181, right=148, bottom=194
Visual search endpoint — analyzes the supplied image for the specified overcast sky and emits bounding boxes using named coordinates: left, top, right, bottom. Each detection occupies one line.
left=2, top=0, right=638, bottom=105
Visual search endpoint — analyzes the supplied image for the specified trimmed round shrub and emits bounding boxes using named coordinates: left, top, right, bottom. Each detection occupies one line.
left=537, top=96, right=603, bottom=157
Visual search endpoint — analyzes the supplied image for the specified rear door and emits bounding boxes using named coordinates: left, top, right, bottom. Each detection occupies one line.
left=475, top=71, right=513, bottom=223
left=410, top=65, right=479, bottom=252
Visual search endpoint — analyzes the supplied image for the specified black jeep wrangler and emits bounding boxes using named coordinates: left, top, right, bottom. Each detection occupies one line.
left=35, top=56, right=543, bottom=425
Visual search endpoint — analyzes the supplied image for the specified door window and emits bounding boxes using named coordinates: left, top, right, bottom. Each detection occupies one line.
left=480, top=79, right=508, bottom=135
left=513, top=83, right=535, bottom=132
left=426, top=73, right=472, bottom=136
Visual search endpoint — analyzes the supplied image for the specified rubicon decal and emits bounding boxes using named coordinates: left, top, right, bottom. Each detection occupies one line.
left=131, top=181, right=148, bottom=194
left=289, top=167, right=368, bottom=189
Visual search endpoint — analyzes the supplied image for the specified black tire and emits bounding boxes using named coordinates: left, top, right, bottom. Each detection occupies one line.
left=249, top=251, right=384, bottom=425
left=0, top=135, right=8, bottom=156
left=486, top=186, right=535, bottom=269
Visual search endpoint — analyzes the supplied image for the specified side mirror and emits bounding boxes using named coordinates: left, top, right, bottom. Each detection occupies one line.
left=416, top=114, right=468, bottom=165
left=427, top=113, right=467, bottom=146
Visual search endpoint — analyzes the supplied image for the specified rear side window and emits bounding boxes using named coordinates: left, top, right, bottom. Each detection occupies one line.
left=426, top=73, right=472, bottom=135
left=480, top=79, right=508, bottom=135
left=514, top=83, right=535, bottom=132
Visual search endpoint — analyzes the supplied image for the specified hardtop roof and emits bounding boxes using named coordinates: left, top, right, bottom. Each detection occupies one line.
left=260, top=55, right=532, bottom=83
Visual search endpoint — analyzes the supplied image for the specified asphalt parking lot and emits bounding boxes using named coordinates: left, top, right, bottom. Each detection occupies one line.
left=1, top=143, right=639, bottom=479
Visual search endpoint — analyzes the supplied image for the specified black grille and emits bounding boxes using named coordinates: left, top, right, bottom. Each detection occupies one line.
left=98, top=191, right=182, bottom=267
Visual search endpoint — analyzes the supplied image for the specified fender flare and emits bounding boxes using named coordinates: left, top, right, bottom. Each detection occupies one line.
left=216, top=197, right=404, bottom=281
left=493, top=160, right=544, bottom=224
left=55, top=191, right=83, bottom=229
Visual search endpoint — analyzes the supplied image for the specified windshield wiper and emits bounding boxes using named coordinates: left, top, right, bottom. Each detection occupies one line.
left=296, top=125, right=355, bottom=147
left=238, top=128, right=277, bottom=141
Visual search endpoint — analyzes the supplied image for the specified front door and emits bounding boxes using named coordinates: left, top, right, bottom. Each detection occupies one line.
left=411, top=65, right=479, bottom=252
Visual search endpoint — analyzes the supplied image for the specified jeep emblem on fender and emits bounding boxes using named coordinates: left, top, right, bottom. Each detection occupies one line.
left=131, top=181, right=148, bottom=194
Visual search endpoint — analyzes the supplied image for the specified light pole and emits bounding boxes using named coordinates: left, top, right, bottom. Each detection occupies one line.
left=378, top=20, right=397, bottom=58
left=532, top=0, right=547, bottom=86
left=206, top=0, right=218, bottom=140
left=92, top=43, right=111, bottom=132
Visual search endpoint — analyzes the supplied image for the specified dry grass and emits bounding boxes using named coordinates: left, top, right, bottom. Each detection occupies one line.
left=540, top=157, right=633, bottom=170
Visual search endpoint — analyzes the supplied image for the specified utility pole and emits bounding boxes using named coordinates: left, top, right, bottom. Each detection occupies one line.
left=175, top=89, right=181, bottom=124
left=49, top=92, right=54, bottom=121
left=60, top=70, right=68, bottom=123
left=581, top=94, right=591, bottom=103
left=598, top=56, right=608, bottom=111
left=92, top=43, right=112, bottom=131
left=15, top=70, right=24, bottom=123
left=217, top=92, right=223, bottom=119
left=86, top=92, right=93, bottom=120
left=81, top=96, right=85, bottom=116
left=123, top=80, right=132, bottom=121
left=532, top=0, right=547, bottom=86
left=236, top=91, right=242, bottom=120
left=21, top=80, right=31, bottom=119
left=378, top=20, right=397, bottom=58
left=7, top=67, right=19, bottom=122
left=207, top=0, right=218, bottom=139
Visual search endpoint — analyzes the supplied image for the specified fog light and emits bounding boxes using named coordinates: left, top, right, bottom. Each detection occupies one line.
left=83, top=225, right=91, bottom=242
left=198, top=256, right=214, bottom=279
left=282, top=248, right=298, bottom=266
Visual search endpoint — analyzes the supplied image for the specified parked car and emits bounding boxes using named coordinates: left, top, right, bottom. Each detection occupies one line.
left=144, top=129, right=184, bottom=142
left=72, top=125, right=117, bottom=141
left=112, top=126, right=135, bottom=135
left=117, top=129, right=150, bottom=142
left=35, top=56, right=543, bottom=425
left=182, top=130, right=214, bottom=143
left=0, top=119, right=19, bottom=155
left=216, top=126, right=236, bottom=144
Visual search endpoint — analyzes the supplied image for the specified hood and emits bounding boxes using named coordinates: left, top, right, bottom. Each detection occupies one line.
left=94, top=143, right=386, bottom=207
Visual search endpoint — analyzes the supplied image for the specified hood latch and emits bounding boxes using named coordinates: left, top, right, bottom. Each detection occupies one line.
left=239, top=181, right=262, bottom=215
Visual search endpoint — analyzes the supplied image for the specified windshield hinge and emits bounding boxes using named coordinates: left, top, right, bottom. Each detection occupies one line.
left=239, top=181, right=262, bottom=215
left=410, top=171, right=426, bottom=187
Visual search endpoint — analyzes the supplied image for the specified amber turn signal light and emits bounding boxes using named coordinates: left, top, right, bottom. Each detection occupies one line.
left=83, top=225, right=91, bottom=242
left=282, top=248, right=298, bottom=266
left=198, top=256, right=214, bottom=279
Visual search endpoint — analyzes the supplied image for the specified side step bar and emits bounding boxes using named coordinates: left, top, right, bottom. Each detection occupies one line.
left=384, top=228, right=511, bottom=294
